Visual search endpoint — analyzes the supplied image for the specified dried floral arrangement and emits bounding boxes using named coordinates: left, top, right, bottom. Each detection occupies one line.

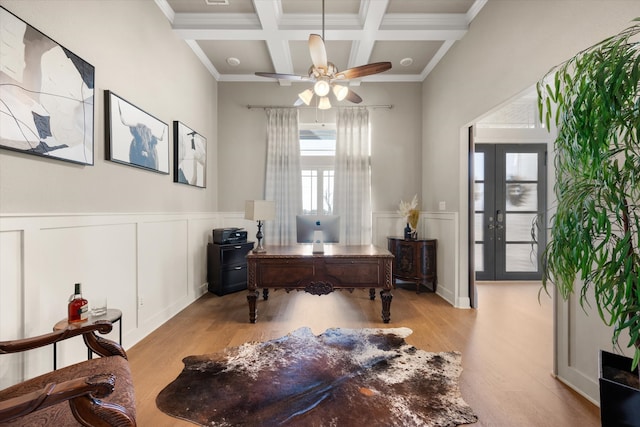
left=398, top=195, right=420, bottom=231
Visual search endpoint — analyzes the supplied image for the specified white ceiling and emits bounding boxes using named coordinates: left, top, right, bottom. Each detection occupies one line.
left=155, top=0, right=487, bottom=84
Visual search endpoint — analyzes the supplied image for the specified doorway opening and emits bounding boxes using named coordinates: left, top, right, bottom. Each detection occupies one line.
left=468, top=86, right=551, bottom=302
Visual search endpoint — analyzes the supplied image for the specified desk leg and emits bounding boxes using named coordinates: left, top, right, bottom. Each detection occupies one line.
left=380, top=290, right=392, bottom=324
left=247, top=290, right=259, bottom=323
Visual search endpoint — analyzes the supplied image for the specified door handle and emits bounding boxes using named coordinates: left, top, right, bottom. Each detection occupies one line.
left=495, top=210, right=504, bottom=240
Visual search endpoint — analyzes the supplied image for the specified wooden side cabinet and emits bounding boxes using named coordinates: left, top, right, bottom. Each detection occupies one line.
left=207, top=242, right=254, bottom=296
left=387, top=237, right=437, bottom=293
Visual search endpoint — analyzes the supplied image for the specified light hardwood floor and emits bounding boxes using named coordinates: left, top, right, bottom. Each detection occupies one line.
left=127, top=282, right=600, bottom=426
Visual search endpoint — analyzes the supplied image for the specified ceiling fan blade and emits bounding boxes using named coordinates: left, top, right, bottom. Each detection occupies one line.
left=345, top=89, right=362, bottom=104
left=309, top=34, right=328, bottom=73
left=335, top=62, right=392, bottom=80
left=255, top=72, right=311, bottom=81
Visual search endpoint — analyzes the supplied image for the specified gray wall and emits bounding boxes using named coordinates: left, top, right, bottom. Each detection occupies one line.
left=422, top=0, right=640, bottom=403
left=217, top=82, right=423, bottom=212
left=0, top=0, right=218, bottom=214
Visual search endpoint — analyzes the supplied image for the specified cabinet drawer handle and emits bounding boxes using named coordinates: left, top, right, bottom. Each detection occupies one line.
left=234, top=245, right=242, bottom=249
left=234, top=266, right=243, bottom=270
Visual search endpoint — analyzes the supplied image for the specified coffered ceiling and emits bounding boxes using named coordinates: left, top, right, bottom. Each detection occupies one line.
left=155, top=0, right=487, bottom=84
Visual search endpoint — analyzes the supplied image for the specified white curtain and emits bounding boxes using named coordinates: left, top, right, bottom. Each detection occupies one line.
left=334, top=107, right=372, bottom=244
left=264, top=108, right=302, bottom=245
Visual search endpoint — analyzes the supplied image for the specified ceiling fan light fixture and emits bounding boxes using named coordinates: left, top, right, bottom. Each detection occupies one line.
left=298, top=88, right=314, bottom=106
left=314, top=79, right=330, bottom=97
left=332, top=84, right=348, bottom=101
left=318, top=97, right=331, bottom=110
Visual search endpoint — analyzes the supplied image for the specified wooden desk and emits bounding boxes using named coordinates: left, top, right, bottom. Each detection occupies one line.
left=246, top=245, right=394, bottom=323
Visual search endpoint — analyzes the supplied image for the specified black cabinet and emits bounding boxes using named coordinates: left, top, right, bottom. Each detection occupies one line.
left=387, top=237, right=437, bottom=293
left=207, top=242, right=254, bottom=296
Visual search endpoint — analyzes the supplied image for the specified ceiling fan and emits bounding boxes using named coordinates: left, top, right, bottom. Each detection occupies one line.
left=254, top=0, right=392, bottom=110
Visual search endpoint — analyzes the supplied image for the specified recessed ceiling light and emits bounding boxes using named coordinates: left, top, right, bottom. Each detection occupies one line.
left=204, top=0, right=229, bottom=5
left=400, top=57, right=413, bottom=67
left=226, top=57, right=240, bottom=66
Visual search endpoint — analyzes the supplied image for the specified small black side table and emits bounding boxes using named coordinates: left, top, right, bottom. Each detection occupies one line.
left=52, top=308, right=122, bottom=370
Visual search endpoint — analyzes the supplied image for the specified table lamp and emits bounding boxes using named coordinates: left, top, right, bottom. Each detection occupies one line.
left=244, top=200, right=276, bottom=253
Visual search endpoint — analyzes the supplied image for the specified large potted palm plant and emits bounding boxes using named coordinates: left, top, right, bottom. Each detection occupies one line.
left=537, top=19, right=640, bottom=424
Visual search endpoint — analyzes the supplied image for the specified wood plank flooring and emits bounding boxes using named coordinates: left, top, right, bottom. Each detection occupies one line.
left=127, top=282, right=600, bottom=426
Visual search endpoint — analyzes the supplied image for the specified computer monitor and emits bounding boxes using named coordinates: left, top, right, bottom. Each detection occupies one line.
left=296, top=215, right=340, bottom=244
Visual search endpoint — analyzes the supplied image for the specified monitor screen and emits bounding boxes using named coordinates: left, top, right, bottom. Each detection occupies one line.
left=296, top=215, right=340, bottom=244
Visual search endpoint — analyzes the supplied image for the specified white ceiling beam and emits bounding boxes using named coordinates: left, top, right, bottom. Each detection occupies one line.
left=252, top=0, right=294, bottom=85
left=173, top=28, right=467, bottom=41
left=347, top=0, right=388, bottom=68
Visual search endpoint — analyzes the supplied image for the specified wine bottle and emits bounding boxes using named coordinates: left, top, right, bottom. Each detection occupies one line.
left=68, top=282, right=89, bottom=323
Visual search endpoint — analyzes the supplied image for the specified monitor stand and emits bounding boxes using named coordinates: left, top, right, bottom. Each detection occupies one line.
left=312, top=230, right=324, bottom=254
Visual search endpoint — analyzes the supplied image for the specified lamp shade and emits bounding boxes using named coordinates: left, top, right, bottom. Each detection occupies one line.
left=244, top=200, right=276, bottom=221
left=318, top=96, right=331, bottom=110
left=298, top=88, right=314, bottom=106
left=332, top=84, right=348, bottom=101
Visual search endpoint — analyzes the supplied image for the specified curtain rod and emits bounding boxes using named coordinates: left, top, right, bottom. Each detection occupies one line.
left=246, top=104, right=393, bottom=110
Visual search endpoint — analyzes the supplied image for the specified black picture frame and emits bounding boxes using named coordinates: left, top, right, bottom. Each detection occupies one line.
left=104, top=90, right=169, bottom=174
left=173, top=121, right=207, bottom=188
left=0, top=6, right=95, bottom=165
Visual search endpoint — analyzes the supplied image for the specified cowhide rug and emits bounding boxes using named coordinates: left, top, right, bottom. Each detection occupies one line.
left=156, top=327, right=478, bottom=427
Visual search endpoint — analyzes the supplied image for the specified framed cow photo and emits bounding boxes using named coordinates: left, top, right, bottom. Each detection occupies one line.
left=173, top=121, right=206, bottom=188
left=104, top=90, right=169, bottom=174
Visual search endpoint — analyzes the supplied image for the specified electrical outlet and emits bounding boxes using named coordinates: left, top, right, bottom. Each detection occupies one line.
left=439, top=201, right=446, bottom=211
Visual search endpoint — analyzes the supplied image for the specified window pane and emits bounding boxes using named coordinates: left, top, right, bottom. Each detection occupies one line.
left=474, top=182, right=484, bottom=211
left=301, top=170, right=317, bottom=213
left=323, top=170, right=334, bottom=214
left=474, top=213, right=484, bottom=242
left=506, top=213, right=537, bottom=241
left=506, top=153, right=538, bottom=181
left=505, top=243, right=538, bottom=272
left=505, top=183, right=538, bottom=211
left=475, top=243, right=484, bottom=272
left=473, top=152, right=484, bottom=181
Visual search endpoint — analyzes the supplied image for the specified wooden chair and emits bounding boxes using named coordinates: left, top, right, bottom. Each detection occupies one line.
left=0, top=321, right=136, bottom=426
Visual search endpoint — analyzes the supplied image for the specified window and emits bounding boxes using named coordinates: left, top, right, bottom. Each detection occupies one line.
left=300, top=124, right=336, bottom=214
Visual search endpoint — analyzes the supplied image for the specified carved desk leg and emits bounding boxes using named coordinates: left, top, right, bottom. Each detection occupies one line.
left=380, top=290, right=392, bottom=323
left=247, top=290, right=259, bottom=323
left=369, top=288, right=376, bottom=300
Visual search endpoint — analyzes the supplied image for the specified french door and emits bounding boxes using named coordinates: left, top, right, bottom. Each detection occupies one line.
left=474, top=144, right=546, bottom=281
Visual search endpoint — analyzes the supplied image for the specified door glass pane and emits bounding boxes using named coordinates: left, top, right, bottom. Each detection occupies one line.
left=505, top=243, right=538, bottom=272
left=474, top=152, right=484, bottom=181
left=474, top=183, right=484, bottom=211
left=474, top=213, right=484, bottom=241
left=475, top=243, right=484, bottom=272
left=505, top=213, right=537, bottom=241
left=506, top=183, right=538, bottom=211
left=506, top=153, right=537, bottom=180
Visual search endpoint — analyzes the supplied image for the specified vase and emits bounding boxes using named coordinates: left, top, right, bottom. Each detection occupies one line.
left=404, top=223, right=412, bottom=239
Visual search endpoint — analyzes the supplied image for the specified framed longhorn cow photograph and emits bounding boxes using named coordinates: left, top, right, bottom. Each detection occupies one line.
left=104, top=90, right=169, bottom=174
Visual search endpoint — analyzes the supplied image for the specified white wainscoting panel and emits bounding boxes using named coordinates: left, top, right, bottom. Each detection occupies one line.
left=0, top=230, right=23, bottom=389
left=555, top=285, right=633, bottom=404
left=0, top=212, right=223, bottom=385
left=372, top=211, right=465, bottom=308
